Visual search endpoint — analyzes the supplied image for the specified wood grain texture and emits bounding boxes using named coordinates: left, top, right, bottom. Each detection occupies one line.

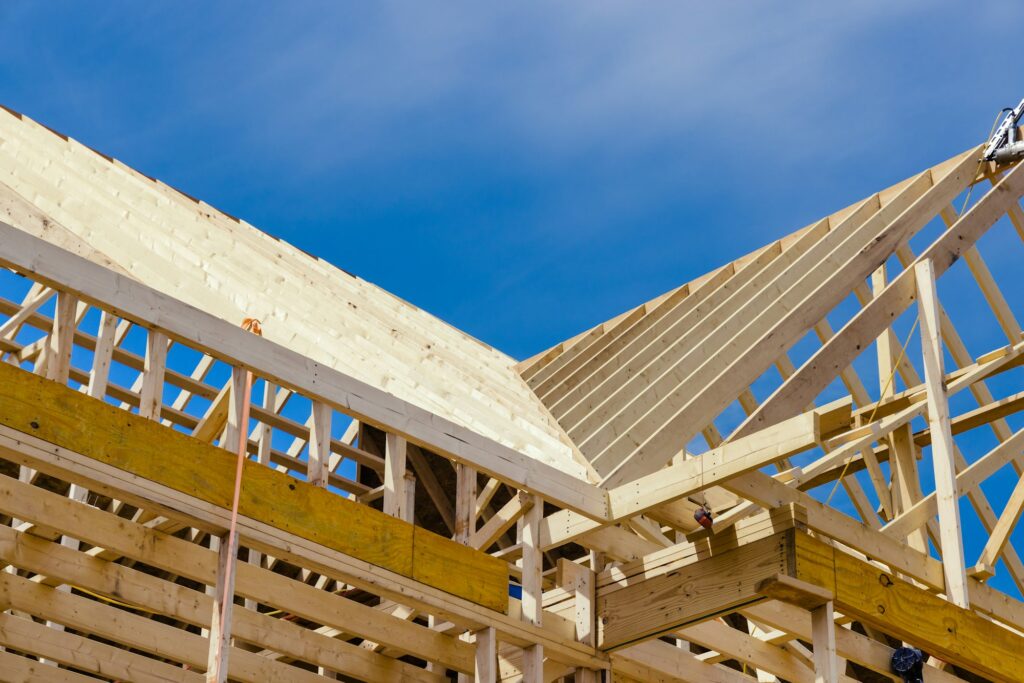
left=597, top=531, right=794, bottom=650
left=0, top=360, right=508, bottom=611
left=794, top=533, right=1024, bottom=682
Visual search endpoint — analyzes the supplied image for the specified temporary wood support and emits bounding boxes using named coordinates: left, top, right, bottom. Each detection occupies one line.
left=207, top=528, right=238, bottom=682
left=915, top=258, right=969, bottom=608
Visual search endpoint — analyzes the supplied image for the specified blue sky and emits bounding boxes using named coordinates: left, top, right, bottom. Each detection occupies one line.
left=3, top=1, right=1022, bottom=359
left=4, top=3, right=1024, bottom=595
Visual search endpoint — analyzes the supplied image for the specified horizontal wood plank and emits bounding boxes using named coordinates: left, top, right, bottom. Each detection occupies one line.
left=0, top=359, right=508, bottom=611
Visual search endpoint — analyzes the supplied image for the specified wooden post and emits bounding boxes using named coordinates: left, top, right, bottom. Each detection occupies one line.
left=402, top=471, right=416, bottom=524
left=473, top=626, right=496, bottom=683
left=874, top=264, right=923, bottom=544
left=44, top=290, right=77, bottom=384
left=559, top=558, right=599, bottom=682
left=871, top=263, right=899, bottom=400
left=206, top=531, right=237, bottom=682
left=384, top=433, right=408, bottom=519
left=455, top=463, right=477, bottom=544
left=520, top=493, right=544, bottom=682
left=255, top=381, right=276, bottom=467
left=87, top=311, right=117, bottom=399
left=811, top=601, right=838, bottom=683
left=137, top=329, right=167, bottom=421
left=243, top=380, right=277, bottom=610
left=916, top=259, right=969, bottom=608
left=308, top=401, right=332, bottom=488
left=41, top=291, right=78, bottom=667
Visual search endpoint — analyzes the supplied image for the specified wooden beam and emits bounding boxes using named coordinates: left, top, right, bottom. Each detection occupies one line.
left=408, top=443, right=456, bottom=533
left=0, top=407, right=604, bottom=669
left=737, top=147, right=1024, bottom=440
left=540, top=409, right=821, bottom=551
left=742, top=601, right=969, bottom=683
left=0, top=475, right=476, bottom=673
left=612, top=639, right=750, bottom=683
left=520, top=500, right=544, bottom=620
left=205, top=365, right=250, bottom=682
left=724, top=468, right=1024, bottom=634
left=206, top=522, right=237, bottom=678
left=86, top=309, right=117, bottom=399
left=0, top=612, right=202, bottom=683
left=597, top=530, right=798, bottom=650
left=0, top=571, right=330, bottom=682
left=683, top=619, right=817, bottom=682
left=0, top=649, right=98, bottom=683
left=599, top=151, right=977, bottom=485
left=547, top=264, right=738, bottom=424
left=915, top=258, right=968, bottom=608
left=0, top=284, right=54, bottom=342
left=471, top=492, right=531, bottom=551
left=0, top=359, right=508, bottom=611
left=792, top=533, right=1024, bottom=683
left=0, top=521, right=447, bottom=681
left=384, top=432, right=409, bottom=519
left=0, top=221, right=609, bottom=519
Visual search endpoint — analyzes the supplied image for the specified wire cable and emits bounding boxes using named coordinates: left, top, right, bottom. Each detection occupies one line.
left=824, top=314, right=920, bottom=507
left=959, top=109, right=1010, bottom=217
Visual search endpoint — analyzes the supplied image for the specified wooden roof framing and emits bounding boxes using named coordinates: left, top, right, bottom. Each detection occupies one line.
left=0, top=103, right=1022, bottom=681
